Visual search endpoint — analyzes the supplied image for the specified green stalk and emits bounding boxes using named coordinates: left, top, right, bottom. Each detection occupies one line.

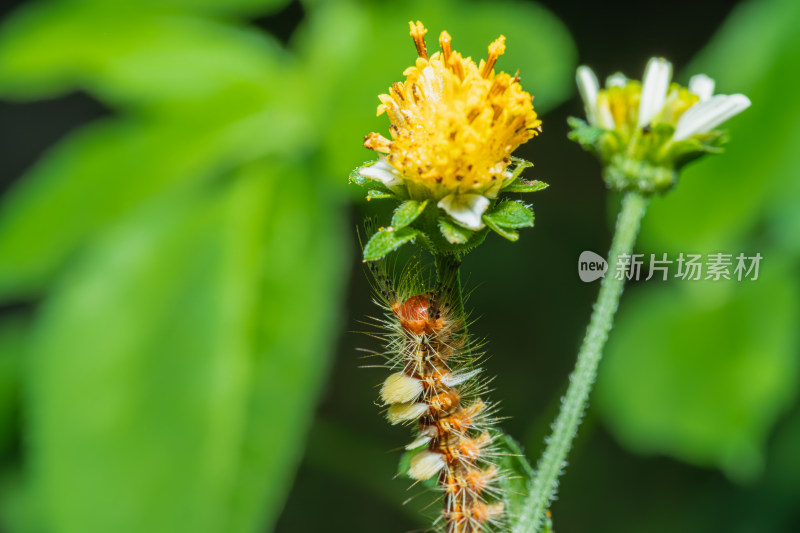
left=514, top=190, right=649, bottom=533
left=433, top=252, right=464, bottom=320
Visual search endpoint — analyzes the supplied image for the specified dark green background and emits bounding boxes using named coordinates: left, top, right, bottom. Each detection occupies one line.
left=0, top=0, right=797, bottom=532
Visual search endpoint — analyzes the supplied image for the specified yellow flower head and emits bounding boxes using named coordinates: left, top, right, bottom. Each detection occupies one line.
left=363, top=21, right=541, bottom=201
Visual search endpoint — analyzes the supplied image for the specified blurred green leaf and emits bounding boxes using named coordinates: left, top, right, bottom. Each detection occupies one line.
left=493, top=432, right=535, bottom=530
left=0, top=4, right=313, bottom=300
left=0, top=318, right=24, bottom=457
left=0, top=3, right=286, bottom=109
left=78, top=0, right=294, bottom=17
left=638, top=0, right=800, bottom=251
left=0, top=106, right=309, bottom=300
left=566, top=116, right=604, bottom=148
left=599, top=0, right=800, bottom=484
left=293, top=0, right=577, bottom=181
left=597, top=272, right=800, bottom=482
left=22, top=162, right=346, bottom=533
left=304, top=420, right=429, bottom=526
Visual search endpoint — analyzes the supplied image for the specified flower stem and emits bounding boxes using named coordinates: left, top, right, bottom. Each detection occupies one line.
left=514, top=190, right=649, bottom=533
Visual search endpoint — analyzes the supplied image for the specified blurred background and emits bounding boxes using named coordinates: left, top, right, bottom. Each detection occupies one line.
left=0, top=0, right=798, bottom=532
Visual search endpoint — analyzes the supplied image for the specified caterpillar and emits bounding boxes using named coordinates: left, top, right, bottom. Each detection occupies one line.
left=365, top=254, right=505, bottom=533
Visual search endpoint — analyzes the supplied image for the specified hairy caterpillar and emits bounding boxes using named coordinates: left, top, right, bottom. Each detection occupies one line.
left=365, top=254, right=505, bottom=533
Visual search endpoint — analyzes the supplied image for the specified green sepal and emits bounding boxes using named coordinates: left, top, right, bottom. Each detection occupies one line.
left=348, top=163, right=373, bottom=187
left=503, top=180, right=549, bottom=193
left=483, top=217, right=519, bottom=242
left=604, top=155, right=677, bottom=193
left=507, top=155, right=534, bottom=180
left=484, top=200, right=535, bottom=229
left=567, top=116, right=606, bottom=149
left=663, top=130, right=729, bottom=169
left=362, top=227, right=420, bottom=261
left=391, top=200, right=428, bottom=230
left=350, top=161, right=405, bottom=199
left=365, top=189, right=394, bottom=200
left=438, top=217, right=473, bottom=244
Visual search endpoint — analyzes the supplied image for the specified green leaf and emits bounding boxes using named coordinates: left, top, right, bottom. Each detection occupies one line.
left=0, top=5, right=310, bottom=301
left=439, top=217, right=473, bottom=244
left=112, top=0, right=293, bottom=17
left=24, top=162, right=347, bottom=533
left=0, top=4, right=286, bottom=109
left=597, top=271, right=800, bottom=482
left=506, top=156, right=534, bottom=182
left=484, top=201, right=535, bottom=229
left=483, top=217, right=519, bottom=242
left=348, top=164, right=372, bottom=187
left=493, top=432, right=535, bottom=528
left=363, top=227, right=420, bottom=261
left=503, top=180, right=549, bottom=194
left=391, top=200, right=428, bottom=230
left=636, top=0, right=800, bottom=251
left=566, top=116, right=605, bottom=148
left=365, top=189, right=395, bottom=200
left=0, top=106, right=307, bottom=301
left=599, top=0, right=800, bottom=486
left=349, top=164, right=401, bottom=199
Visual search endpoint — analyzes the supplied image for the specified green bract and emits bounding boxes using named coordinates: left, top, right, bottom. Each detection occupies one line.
left=351, top=157, right=547, bottom=260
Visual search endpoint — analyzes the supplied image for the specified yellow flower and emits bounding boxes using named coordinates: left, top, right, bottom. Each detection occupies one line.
left=359, top=21, right=541, bottom=230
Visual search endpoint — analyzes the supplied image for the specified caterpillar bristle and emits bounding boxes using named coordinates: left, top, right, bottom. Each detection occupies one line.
left=362, top=253, right=507, bottom=533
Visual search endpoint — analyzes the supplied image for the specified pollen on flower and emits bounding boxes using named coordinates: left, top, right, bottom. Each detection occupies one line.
left=364, top=21, right=541, bottom=200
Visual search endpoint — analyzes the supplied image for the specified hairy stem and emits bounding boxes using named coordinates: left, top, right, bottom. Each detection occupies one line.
left=514, top=191, right=649, bottom=533
left=434, top=253, right=464, bottom=319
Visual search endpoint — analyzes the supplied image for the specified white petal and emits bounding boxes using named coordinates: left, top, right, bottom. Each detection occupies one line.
left=437, top=194, right=489, bottom=231
left=358, top=158, right=402, bottom=188
left=688, top=74, right=715, bottom=101
left=673, top=94, right=751, bottom=141
left=638, top=57, right=672, bottom=128
left=596, top=102, right=615, bottom=130
left=606, top=72, right=628, bottom=88
left=576, top=66, right=600, bottom=125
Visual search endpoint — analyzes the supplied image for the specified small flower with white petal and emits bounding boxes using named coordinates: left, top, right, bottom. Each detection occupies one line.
left=569, top=57, right=751, bottom=193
